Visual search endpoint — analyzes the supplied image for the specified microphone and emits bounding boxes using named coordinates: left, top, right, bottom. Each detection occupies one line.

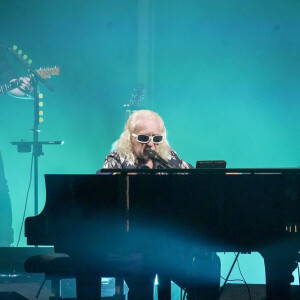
left=144, top=149, right=172, bottom=169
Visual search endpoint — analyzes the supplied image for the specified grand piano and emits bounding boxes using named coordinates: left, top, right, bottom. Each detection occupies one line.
left=25, top=168, right=300, bottom=299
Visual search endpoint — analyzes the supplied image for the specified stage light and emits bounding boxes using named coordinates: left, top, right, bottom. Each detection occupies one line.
left=38, top=94, right=44, bottom=122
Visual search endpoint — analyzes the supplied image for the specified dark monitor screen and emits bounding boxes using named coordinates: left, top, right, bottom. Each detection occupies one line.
left=196, top=160, right=227, bottom=169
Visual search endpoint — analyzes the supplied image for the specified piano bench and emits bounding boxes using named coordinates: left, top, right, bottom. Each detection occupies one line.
left=24, top=253, right=75, bottom=299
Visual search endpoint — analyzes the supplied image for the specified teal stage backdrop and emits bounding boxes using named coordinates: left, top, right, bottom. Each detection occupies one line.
left=0, top=0, right=299, bottom=287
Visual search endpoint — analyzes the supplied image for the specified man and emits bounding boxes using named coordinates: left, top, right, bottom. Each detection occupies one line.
left=0, top=46, right=32, bottom=98
left=102, top=109, right=191, bottom=170
left=0, top=46, right=32, bottom=246
left=100, top=109, right=220, bottom=300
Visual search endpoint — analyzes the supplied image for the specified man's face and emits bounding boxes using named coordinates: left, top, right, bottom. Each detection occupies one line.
left=131, top=118, right=163, bottom=162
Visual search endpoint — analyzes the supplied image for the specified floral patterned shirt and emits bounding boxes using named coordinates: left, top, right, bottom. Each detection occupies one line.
left=97, top=149, right=193, bottom=172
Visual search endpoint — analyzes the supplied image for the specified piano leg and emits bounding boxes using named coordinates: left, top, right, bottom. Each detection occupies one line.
left=157, top=275, right=171, bottom=300
left=261, top=248, right=299, bottom=300
left=76, top=273, right=101, bottom=300
left=172, top=252, right=221, bottom=300
left=125, top=274, right=155, bottom=300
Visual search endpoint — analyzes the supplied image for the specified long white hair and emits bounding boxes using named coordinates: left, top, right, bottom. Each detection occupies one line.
left=113, top=110, right=171, bottom=164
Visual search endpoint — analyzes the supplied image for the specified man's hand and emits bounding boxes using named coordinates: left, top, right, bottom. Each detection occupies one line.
left=8, top=76, right=33, bottom=99
left=19, top=77, right=32, bottom=92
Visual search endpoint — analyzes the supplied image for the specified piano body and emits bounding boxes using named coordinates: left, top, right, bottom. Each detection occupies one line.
left=25, top=169, right=300, bottom=298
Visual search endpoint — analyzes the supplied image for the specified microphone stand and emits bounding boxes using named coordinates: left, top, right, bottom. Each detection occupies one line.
left=145, top=149, right=173, bottom=169
left=156, top=160, right=172, bottom=169
left=6, top=45, right=62, bottom=217
left=32, top=77, right=44, bottom=216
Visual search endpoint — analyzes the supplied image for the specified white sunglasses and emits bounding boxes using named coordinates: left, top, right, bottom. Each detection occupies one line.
left=132, top=133, right=164, bottom=144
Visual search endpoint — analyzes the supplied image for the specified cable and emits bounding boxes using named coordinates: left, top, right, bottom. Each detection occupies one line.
left=235, top=252, right=251, bottom=300
left=16, top=153, right=34, bottom=247
left=220, top=275, right=247, bottom=284
left=219, top=252, right=241, bottom=297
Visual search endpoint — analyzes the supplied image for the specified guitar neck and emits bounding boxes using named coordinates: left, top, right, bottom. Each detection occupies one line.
left=0, top=66, right=60, bottom=96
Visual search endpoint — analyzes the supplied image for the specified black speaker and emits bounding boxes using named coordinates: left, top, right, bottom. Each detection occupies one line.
left=220, top=284, right=266, bottom=300
left=0, top=274, right=50, bottom=300
left=0, top=292, right=29, bottom=300
left=219, top=284, right=300, bottom=300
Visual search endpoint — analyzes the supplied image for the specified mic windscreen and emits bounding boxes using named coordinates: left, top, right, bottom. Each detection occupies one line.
left=144, top=149, right=156, bottom=159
